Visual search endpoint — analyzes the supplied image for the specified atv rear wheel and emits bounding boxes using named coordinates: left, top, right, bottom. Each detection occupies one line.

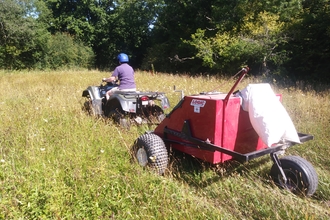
left=270, top=155, right=318, bottom=196
left=133, top=133, right=168, bottom=175
left=108, top=109, right=130, bottom=129
left=142, top=105, right=165, bottom=123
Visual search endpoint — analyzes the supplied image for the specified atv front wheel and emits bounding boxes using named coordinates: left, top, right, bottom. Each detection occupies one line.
left=270, top=155, right=318, bottom=196
left=132, top=133, right=168, bottom=174
left=83, top=99, right=94, bottom=115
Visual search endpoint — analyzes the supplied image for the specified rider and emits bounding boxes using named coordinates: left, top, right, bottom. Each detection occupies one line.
left=103, top=53, right=136, bottom=100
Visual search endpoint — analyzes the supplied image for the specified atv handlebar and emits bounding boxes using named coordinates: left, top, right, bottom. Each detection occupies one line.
left=101, top=79, right=118, bottom=86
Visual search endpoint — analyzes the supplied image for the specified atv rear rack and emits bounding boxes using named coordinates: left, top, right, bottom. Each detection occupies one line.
left=113, top=91, right=166, bottom=97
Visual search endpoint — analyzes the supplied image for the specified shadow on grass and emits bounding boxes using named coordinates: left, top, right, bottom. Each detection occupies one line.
left=167, top=149, right=327, bottom=201
left=166, top=148, right=272, bottom=189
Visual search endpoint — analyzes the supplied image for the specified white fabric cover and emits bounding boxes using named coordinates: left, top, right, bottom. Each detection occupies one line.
left=239, top=83, right=300, bottom=147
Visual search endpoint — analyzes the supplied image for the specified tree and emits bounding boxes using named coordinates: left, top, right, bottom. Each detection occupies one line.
left=0, top=0, right=97, bottom=70
left=188, top=11, right=289, bottom=74
left=42, top=0, right=161, bottom=69
left=142, top=0, right=212, bottom=73
left=284, top=0, right=330, bottom=82
left=149, top=0, right=304, bottom=75
left=0, top=0, right=38, bottom=69
left=41, top=32, right=94, bottom=69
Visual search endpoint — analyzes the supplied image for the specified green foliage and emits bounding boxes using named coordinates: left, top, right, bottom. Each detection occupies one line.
left=43, top=0, right=160, bottom=69
left=144, top=0, right=330, bottom=81
left=143, top=0, right=211, bottom=73
left=0, top=0, right=37, bottom=69
left=284, top=0, right=330, bottom=81
left=0, top=0, right=330, bottom=83
left=0, top=0, right=94, bottom=70
left=187, top=8, right=292, bottom=74
left=41, top=33, right=94, bottom=69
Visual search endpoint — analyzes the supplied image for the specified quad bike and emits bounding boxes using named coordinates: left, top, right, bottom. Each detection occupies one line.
left=82, top=81, right=170, bottom=127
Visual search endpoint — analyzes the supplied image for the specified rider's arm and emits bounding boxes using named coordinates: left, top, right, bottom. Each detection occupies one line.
left=103, top=66, right=119, bottom=82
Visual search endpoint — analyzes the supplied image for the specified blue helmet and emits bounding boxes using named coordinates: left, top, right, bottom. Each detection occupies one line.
left=117, top=53, right=129, bottom=63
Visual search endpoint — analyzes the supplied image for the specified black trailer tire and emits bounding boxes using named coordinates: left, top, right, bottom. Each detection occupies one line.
left=270, top=155, right=318, bottom=196
left=133, top=133, right=168, bottom=175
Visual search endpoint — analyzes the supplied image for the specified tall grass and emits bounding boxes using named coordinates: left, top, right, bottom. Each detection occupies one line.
left=0, top=69, right=329, bottom=219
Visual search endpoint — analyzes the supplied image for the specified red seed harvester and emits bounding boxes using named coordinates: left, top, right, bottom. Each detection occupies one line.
left=132, top=67, right=318, bottom=197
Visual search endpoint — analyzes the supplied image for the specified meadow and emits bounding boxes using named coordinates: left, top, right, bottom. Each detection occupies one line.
left=0, top=69, right=330, bottom=219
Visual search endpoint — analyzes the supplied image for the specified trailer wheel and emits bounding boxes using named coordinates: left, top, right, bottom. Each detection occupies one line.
left=270, top=155, right=318, bottom=196
left=133, top=133, right=168, bottom=175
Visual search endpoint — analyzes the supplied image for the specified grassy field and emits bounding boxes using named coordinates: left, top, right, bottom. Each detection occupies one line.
left=0, top=69, right=330, bottom=219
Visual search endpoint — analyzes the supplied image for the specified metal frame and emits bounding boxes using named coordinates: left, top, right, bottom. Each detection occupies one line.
left=162, top=120, right=313, bottom=163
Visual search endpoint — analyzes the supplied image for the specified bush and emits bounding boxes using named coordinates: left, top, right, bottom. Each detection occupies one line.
left=41, top=33, right=95, bottom=70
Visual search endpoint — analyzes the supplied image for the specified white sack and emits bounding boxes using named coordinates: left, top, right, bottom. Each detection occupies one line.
left=239, top=83, right=300, bottom=147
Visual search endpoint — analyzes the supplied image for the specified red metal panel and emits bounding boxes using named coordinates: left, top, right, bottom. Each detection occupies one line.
left=221, top=97, right=241, bottom=162
left=155, top=94, right=226, bottom=163
left=154, top=93, right=278, bottom=164
left=233, top=109, right=267, bottom=154
left=182, top=95, right=222, bottom=163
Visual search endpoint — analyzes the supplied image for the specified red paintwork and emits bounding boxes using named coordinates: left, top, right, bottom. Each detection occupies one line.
left=154, top=93, right=271, bottom=164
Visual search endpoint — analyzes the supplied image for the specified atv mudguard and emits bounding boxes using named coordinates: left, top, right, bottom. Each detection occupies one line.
left=82, top=86, right=103, bottom=115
